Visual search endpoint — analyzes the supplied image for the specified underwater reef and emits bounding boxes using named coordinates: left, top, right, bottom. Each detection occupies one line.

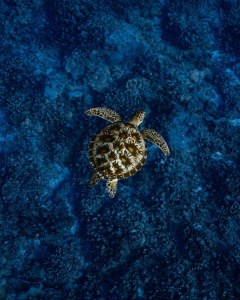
left=0, top=0, right=240, bottom=299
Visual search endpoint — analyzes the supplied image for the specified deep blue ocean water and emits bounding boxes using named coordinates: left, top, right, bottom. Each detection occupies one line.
left=0, top=0, right=240, bottom=299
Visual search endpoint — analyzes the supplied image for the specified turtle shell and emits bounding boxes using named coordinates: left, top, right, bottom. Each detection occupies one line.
left=89, top=122, right=146, bottom=179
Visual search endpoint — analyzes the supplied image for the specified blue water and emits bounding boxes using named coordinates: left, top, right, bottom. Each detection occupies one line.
left=0, top=0, right=240, bottom=299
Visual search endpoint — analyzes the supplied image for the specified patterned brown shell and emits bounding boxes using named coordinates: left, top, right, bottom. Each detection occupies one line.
left=89, top=122, right=147, bottom=179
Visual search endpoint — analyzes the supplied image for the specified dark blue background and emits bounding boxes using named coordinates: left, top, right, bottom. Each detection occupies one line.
left=0, top=0, right=240, bottom=299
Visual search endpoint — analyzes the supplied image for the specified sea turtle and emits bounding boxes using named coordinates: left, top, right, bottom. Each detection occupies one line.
left=86, top=107, right=170, bottom=198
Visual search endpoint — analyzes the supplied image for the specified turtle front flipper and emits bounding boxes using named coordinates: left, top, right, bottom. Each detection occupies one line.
left=141, top=129, right=170, bottom=156
left=86, top=107, right=121, bottom=123
left=106, top=179, right=118, bottom=198
left=89, top=172, right=102, bottom=186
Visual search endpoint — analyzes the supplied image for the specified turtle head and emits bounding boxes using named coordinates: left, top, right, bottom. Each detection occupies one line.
left=129, top=110, right=145, bottom=127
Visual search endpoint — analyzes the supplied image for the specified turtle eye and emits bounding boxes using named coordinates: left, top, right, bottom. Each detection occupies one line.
left=136, top=111, right=145, bottom=119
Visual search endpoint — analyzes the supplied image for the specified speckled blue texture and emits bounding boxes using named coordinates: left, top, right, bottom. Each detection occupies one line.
left=0, top=0, right=240, bottom=299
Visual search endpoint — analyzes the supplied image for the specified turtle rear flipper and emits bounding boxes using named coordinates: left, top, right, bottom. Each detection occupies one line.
left=89, top=172, right=101, bottom=186
left=86, top=107, right=121, bottom=123
left=106, top=179, right=118, bottom=198
left=141, top=129, right=170, bottom=156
